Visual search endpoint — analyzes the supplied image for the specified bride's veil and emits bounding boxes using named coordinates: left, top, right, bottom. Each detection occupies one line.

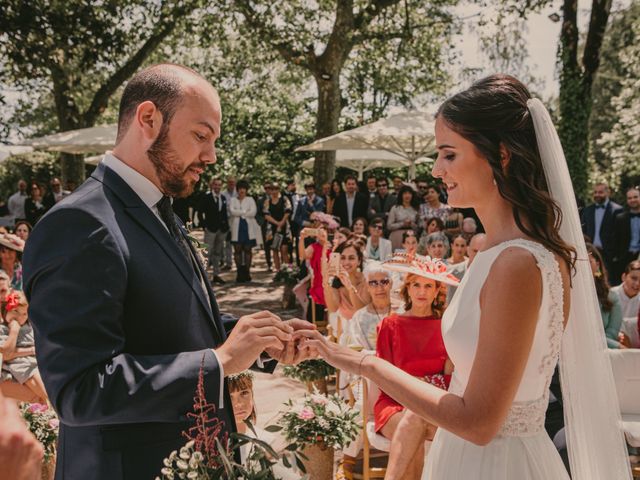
left=527, top=98, right=631, bottom=479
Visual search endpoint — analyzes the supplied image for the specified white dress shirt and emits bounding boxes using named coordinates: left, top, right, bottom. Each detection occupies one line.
left=7, top=191, right=27, bottom=219
left=101, top=153, right=226, bottom=406
left=593, top=200, right=609, bottom=248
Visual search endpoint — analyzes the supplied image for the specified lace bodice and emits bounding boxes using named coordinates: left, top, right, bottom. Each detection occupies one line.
left=442, top=239, right=564, bottom=437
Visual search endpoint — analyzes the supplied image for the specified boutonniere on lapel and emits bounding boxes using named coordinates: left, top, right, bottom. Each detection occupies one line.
left=184, top=221, right=209, bottom=268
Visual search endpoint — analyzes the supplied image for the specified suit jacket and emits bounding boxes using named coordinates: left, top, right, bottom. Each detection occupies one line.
left=613, top=210, right=635, bottom=258
left=293, top=195, right=325, bottom=227
left=367, top=193, right=396, bottom=221
left=197, top=191, right=229, bottom=233
left=580, top=201, right=622, bottom=258
left=364, top=237, right=393, bottom=262
left=333, top=192, right=369, bottom=228
left=23, top=163, right=273, bottom=480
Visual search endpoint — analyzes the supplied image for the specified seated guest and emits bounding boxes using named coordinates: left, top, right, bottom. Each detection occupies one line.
left=0, top=290, right=48, bottom=403
left=341, top=262, right=393, bottom=351
left=445, top=235, right=469, bottom=305
left=423, top=217, right=445, bottom=237
left=387, top=186, right=419, bottom=250
left=364, top=217, right=392, bottom=263
left=229, top=371, right=298, bottom=479
left=461, top=216, right=478, bottom=243
left=0, top=233, right=24, bottom=291
left=611, top=260, right=640, bottom=347
left=322, top=239, right=371, bottom=321
left=419, top=231, right=450, bottom=260
left=374, top=255, right=457, bottom=479
left=352, top=217, right=368, bottom=236
left=333, top=227, right=351, bottom=248
left=466, top=233, right=487, bottom=266
left=13, top=221, right=32, bottom=242
left=587, top=243, right=623, bottom=348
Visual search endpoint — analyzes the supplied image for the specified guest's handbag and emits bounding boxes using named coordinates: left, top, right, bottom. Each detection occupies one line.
left=272, top=232, right=284, bottom=250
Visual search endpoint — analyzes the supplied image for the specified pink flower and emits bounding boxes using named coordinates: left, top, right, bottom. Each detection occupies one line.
left=298, top=406, right=315, bottom=420
left=310, top=394, right=328, bottom=406
left=28, top=403, right=48, bottom=413
left=49, top=419, right=60, bottom=429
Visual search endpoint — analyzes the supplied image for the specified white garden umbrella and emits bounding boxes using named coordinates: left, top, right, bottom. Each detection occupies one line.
left=21, top=124, right=116, bottom=154
left=300, top=149, right=428, bottom=180
left=0, top=145, right=34, bottom=162
left=296, top=110, right=436, bottom=180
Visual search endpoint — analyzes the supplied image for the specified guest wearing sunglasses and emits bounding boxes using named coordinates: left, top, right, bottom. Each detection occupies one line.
left=341, top=262, right=394, bottom=351
left=364, top=217, right=393, bottom=263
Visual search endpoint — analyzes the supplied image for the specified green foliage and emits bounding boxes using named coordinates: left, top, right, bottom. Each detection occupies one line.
left=0, top=152, right=60, bottom=201
left=596, top=11, right=640, bottom=193
left=590, top=3, right=640, bottom=192
left=282, top=359, right=335, bottom=383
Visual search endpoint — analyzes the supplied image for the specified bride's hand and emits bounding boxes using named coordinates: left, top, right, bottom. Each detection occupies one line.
left=294, top=330, right=369, bottom=375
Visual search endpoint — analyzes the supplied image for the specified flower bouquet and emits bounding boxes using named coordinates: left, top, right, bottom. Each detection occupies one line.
left=20, top=403, right=59, bottom=479
left=269, top=393, right=360, bottom=480
left=282, top=359, right=335, bottom=394
left=157, top=358, right=305, bottom=480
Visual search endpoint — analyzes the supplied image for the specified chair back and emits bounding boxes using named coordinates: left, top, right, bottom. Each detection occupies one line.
left=608, top=349, right=640, bottom=415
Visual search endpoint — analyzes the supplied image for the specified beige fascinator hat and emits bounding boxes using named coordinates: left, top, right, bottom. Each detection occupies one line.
left=382, top=252, right=460, bottom=286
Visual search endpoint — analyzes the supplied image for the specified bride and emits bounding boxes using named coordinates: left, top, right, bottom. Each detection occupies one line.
left=295, top=75, right=631, bottom=479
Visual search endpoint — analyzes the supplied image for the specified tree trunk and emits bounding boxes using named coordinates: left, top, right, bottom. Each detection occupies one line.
left=557, top=0, right=612, bottom=200
left=313, top=74, right=343, bottom=187
left=60, top=153, right=86, bottom=188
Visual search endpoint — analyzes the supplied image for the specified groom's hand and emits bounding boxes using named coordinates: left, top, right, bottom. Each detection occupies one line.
left=265, top=319, right=317, bottom=365
left=215, top=311, right=293, bottom=376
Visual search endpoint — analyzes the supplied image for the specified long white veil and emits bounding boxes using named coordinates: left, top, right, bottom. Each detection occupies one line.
left=527, top=98, right=631, bottom=479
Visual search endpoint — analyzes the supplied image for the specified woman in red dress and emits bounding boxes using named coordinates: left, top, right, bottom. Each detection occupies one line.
left=375, top=254, right=456, bottom=479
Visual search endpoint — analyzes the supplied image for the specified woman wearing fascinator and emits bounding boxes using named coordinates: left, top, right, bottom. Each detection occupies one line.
left=296, top=75, right=631, bottom=479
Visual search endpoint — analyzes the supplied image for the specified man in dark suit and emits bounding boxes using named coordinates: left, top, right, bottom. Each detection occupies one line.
left=22, top=64, right=312, bottom=480
left=580, top=182, right=622, bottom=278
left=333, top=175, right=369, bottom=228
left=197, top=177, right=229, bottom=284
left=367, top=177, right=396, bottom=223
left=613, top=187, right=640, bottom=284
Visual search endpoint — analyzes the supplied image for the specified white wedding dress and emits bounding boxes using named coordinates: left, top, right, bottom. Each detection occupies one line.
left=423, top=239, right=570, bottom=479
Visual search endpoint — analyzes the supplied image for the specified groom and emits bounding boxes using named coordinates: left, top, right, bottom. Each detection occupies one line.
left=23, top=64, right=313, bottom=480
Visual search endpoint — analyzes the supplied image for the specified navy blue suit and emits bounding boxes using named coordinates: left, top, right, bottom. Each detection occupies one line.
left=23, top=164, right=265, bottom=479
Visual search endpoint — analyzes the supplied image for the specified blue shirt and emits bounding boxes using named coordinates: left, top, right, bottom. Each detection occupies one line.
left=630, top=215, right=640, bottom=252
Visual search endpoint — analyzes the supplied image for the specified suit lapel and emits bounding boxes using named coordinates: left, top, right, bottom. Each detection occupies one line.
left=92, top=164, right=220, bottom=339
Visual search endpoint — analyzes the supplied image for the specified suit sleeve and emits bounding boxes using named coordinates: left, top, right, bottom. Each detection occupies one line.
left=23, top=208, right=224, bottom=426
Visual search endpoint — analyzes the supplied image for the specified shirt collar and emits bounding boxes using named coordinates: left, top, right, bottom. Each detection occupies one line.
left=101, top=152, right=163, bottom=210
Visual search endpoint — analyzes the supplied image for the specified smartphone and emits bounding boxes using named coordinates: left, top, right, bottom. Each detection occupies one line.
left=305, top=228, right=320, bottom=237
left=329, top=252, right=341, bottom=271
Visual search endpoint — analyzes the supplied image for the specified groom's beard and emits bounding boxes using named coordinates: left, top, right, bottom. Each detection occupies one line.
left=147, top=125, right=201, bottom=198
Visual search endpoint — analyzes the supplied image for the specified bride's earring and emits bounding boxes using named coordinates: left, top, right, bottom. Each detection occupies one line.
left=493, top=178, right=497, bottom=186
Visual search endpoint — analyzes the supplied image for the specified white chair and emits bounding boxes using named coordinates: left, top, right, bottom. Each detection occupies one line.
left=609, top=349, right=640, bottom=447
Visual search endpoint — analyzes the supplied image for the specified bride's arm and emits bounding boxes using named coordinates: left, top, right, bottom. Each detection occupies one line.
left=300, top=247, right=547, bottom=446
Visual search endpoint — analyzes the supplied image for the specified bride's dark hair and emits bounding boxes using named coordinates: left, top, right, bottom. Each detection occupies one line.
left=436, top=74, right=576, bottom=273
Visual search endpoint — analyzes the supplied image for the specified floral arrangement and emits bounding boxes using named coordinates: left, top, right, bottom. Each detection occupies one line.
left=274, top=263, right=301, bottom=286
left=282, top=359, right=335, bottom=383
left=158, top=357, right=305, bottom=480
left=20, top=403, right=59, bottom=463
left=271, top=393, right=360, bottom=450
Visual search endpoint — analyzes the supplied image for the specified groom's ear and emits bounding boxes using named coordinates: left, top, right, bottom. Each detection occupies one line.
left=499, top=143, right=511, bottom=172
left=135, top=100, right=164, bottom=145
